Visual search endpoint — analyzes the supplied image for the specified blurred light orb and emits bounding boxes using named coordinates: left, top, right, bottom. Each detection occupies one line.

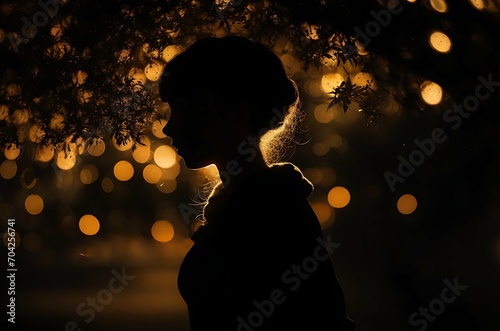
left=161, top=45, right=183, bottom=63
left=36, top=144, right=55, bottom=162
left=132, top=137, right=151, bottom=164
left=80, top=164, right=98, bottom=184
left=79, top=214, right=100, bottom=236
left=0, top=160, right=17, bottom=179
left=4, top=144, right=21, bottom=160
left=143, top=164, right=163, bottom=184
left=55, top=147, right=77, bottom=170
left=430, top=0, right=448, bottom=13
left=154, top=145, right=177, bottom=169
left=329, top=134, right=343, bottom=149
left=353, top=72, right=373, bottom=87
left=113, top=161, right=134, bottom=181
left=101, top=177, right=114, bottom=193
left=321, top=73, right=344, bottom=93
left=29, top=124, right=45, bottom=143
left=304, top=79, right=324, bottom=98
left=12, top=109, right=29, bottom=125
left=420, top=81, right=443, bottom=105
left=25, top=194, right=44, bottom=215
left=144, top=61, right=164, bottom=82
left=88, top=139, right=106, bottom=157
left=314, top=103, right=334, bottom=124
left=429, top=31, right=452, bottom=53
left=312, top=143, right=330, bottom=156
left=397, top=194, right=418, bottom=215
left=328, top=186, right=351, bottom=208
left=151, top=220, right=175, bottom=243
left=469, top=0, right=484, bottom=10
left=112, top=135, right=133, bottom=151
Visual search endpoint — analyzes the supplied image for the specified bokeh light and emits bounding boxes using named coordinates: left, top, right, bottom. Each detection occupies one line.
left=88, top=139, right=106, bottom=157
left=4, top=144, right=21, bottom=160
left=36, top=144, right=55, bottom=162
left=143, top=164, right=163, bottom=184
left=161, top=45, right=183, bottom=62
left=420, top=80, right=443, bottom=105
left=469, top=0, right=485, bottom=10
left=328, top=186, right=351, bottom=208
left=321, top=73, right=344, bottom=93
left=429, top=0, right=448, bottom=13
left=112, top=135, right=133, bottom=151
left=144, top=61, right=164, bottom=81
left=154, top=145, right=177, bottom=169
left=101, top=177, right=114, bottom=193
left=79, top=214, right=100, bottom=236
left=132, top=137, right=152, bottom=164
left=113, top=161, right=134, bottom=181
left=429, top=31, right=452, bottom=53
left=151, top=220, right=175, bottom=242
left=55, top=146, right=78, bottom=170
left=25, top=194, right=44, bottom=215
left=80, top=164, right=99, bottom=184
left=29, top=124, right=45, bottom=143
left=314, top=103, right=335, bottom=124
left=0, top=160, right=17, bottom=179
left=397, top=194, right=418, bottom=215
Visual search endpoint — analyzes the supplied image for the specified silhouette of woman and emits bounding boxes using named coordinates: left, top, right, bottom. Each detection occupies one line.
left=159, top=36, right=355, bottom=331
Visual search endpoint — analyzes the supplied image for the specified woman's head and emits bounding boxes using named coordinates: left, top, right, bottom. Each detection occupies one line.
left=160, top=35, right=301, bottom=169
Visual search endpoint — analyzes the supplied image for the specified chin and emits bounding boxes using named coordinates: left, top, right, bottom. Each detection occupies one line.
left=178, top=155, right=210, bottom=170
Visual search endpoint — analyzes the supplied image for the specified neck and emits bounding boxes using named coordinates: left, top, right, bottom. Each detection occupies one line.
left=214, top=151, right=269, bottom=190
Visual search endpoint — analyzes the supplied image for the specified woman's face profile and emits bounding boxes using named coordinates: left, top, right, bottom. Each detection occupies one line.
left=162, top=85, right=231, bottom=170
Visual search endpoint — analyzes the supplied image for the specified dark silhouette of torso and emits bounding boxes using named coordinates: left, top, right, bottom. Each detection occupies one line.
left=177, top=163, right=355, bottom=330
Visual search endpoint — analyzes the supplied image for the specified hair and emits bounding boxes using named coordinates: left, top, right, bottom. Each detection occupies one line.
left=159, top=35, right=303, bottom=165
